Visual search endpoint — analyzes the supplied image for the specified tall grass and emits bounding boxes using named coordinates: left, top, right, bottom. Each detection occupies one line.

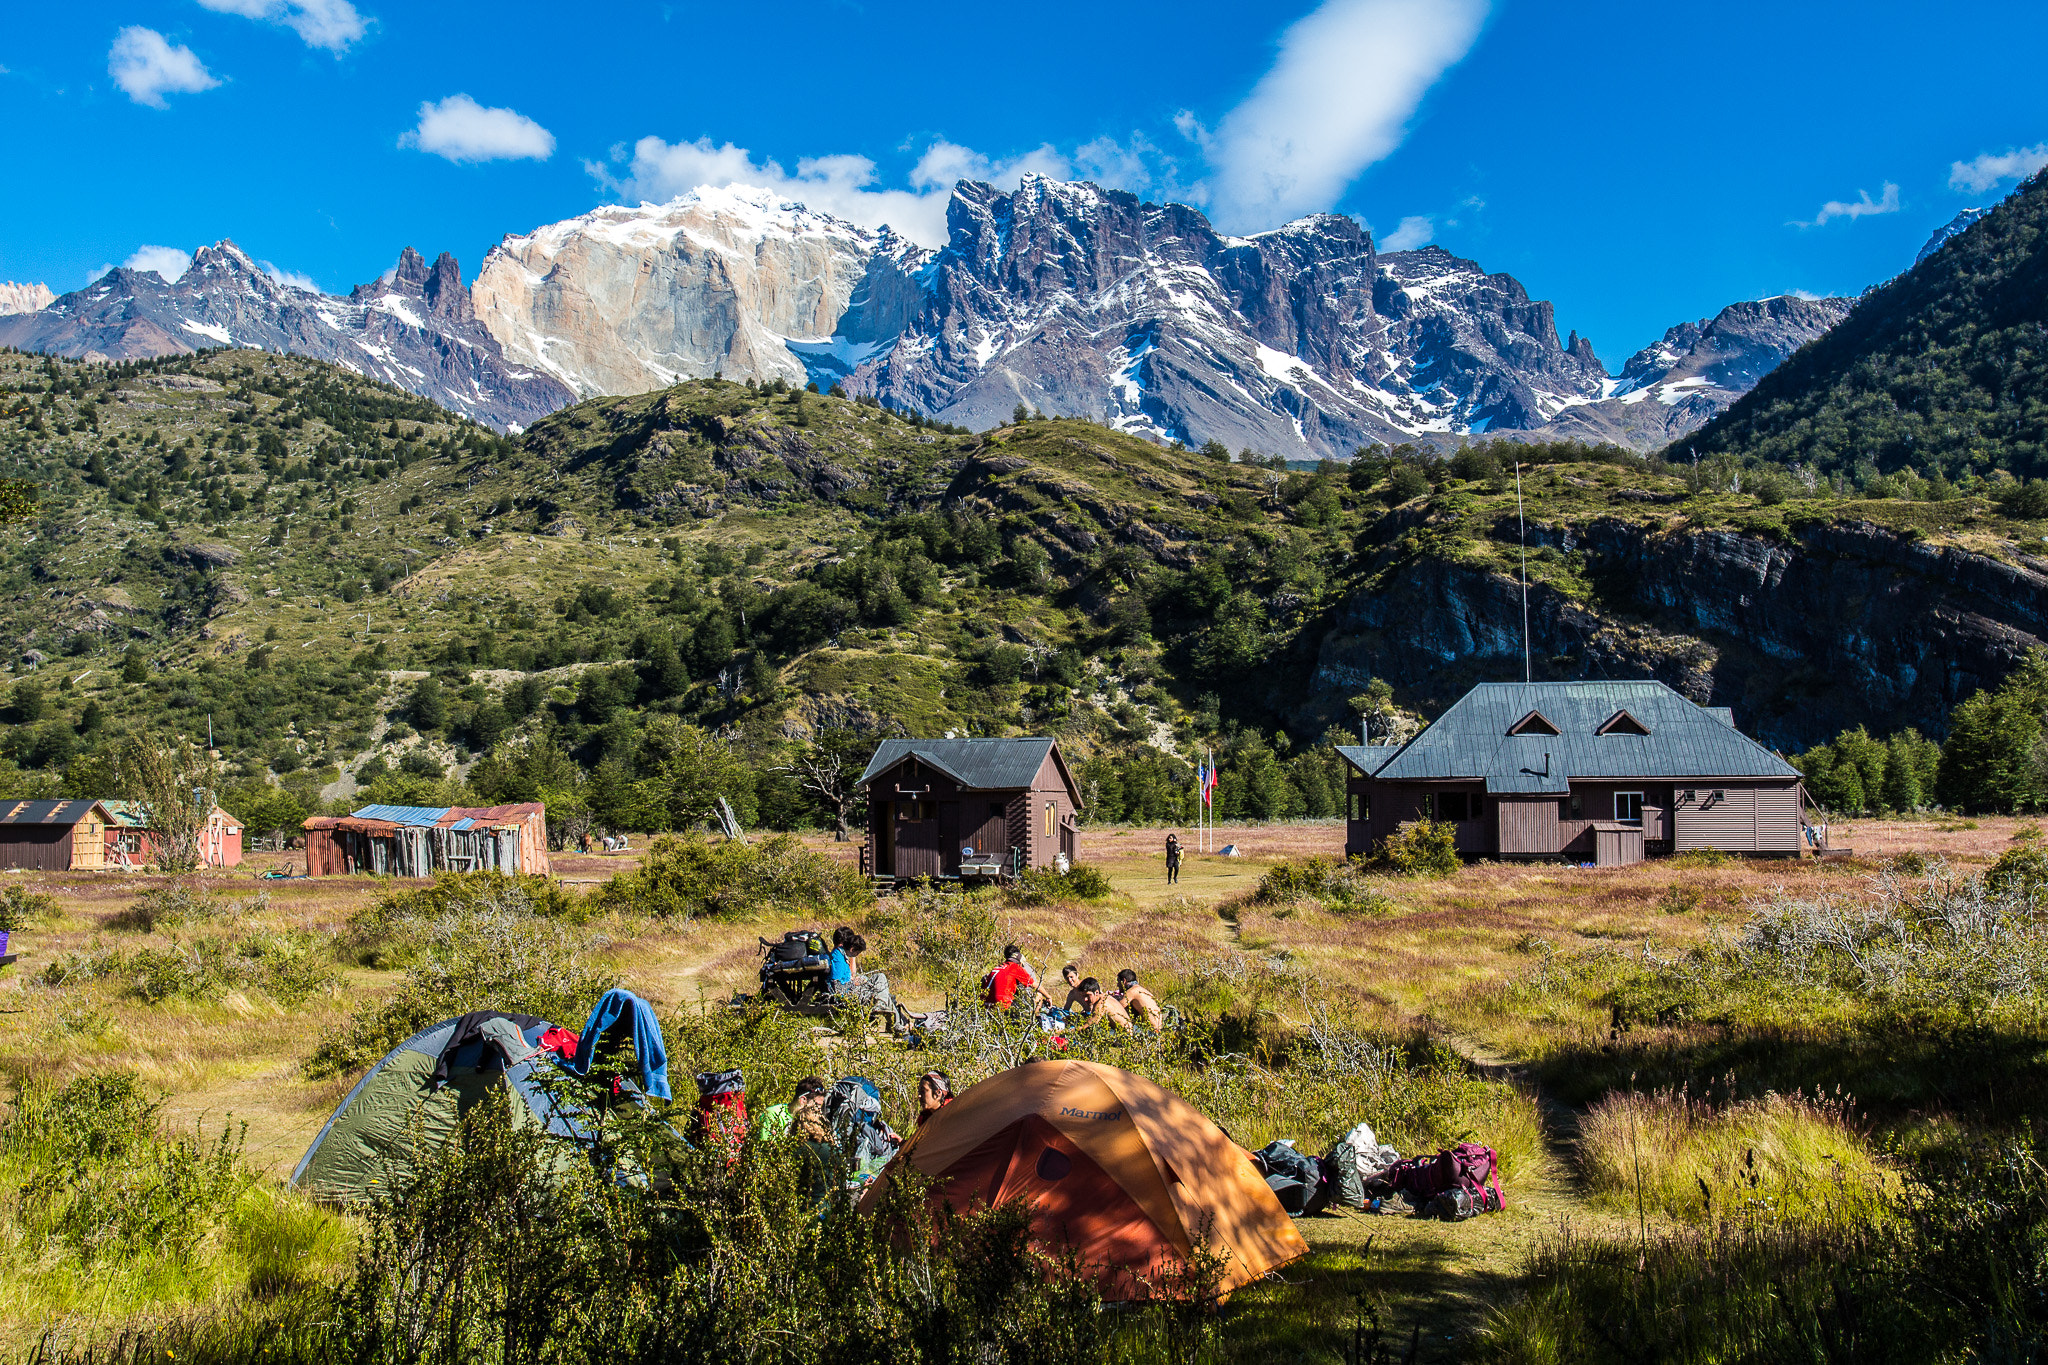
left=1576, top=1088, right=1888, bottom=1224
left=0, top=1071, right=347, bottom=1336
left=1483, top=1134, right=2048, bottom=1364
left=1502, top=864, right=2048, bottom=1119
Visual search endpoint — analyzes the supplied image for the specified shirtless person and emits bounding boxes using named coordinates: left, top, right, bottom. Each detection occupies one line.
left=1078, top=977, right=1133, bottom=1031
left=1058, top=962, right=1089, bottom=1015
left=1115, top=969, right=1165, bottom=1029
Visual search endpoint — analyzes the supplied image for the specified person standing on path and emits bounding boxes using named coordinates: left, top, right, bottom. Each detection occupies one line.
left=1165, top=832, right=1183, bottom=884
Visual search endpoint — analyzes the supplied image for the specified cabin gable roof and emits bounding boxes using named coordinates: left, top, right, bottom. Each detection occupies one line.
left=1363, top=681, right=1799, bottom=793
left=860, top=738, right=1082, bottom=806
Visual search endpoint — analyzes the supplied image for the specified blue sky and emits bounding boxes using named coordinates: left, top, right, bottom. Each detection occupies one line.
left=2, top=0, right=2044, bottom=368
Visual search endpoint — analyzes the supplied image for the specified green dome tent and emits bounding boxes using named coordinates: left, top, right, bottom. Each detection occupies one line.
left=291, top=1016, right=587, bottom=1204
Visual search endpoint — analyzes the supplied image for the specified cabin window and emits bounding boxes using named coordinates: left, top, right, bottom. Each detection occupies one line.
left=899, top=800, right=935, bottom=821
left=1596, top=710, right=1651, bottom=736
left=1508, top=710, right=1560, bottom=736
left=1045, top=800, right=1056, bottom=839
left=1434, top=792, right=1473, bottom=822
left=990, top=802, right=1007, bottom=818
left=1569, top=793, right=1583, bottom=818
left=1615, top=792, right=1644, bottom=825
left=1348, top=792, right=1368, bottom=821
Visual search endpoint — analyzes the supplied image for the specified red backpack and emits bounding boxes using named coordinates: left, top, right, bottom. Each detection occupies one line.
left=1375, top=1143, right=1505, bottom=1217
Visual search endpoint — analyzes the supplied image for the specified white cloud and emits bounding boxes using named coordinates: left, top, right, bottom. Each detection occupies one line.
left=125, top=246, right=193, bottom=282
left=593, top=135, right=1121, bottom=246
left=108, top=26, right=219, bottom=108
left=1381, top=215, right=1433, bottom=250
left=1202, top=0, right=1488, bottom=233
left=1799, top=182, right=1900, bottom=227
left=195, top=0, right=367, bottom=53
left=404, top=94, right=555, bottom=163
left=85, top=263, right=114, bottom=285
left=260, top=260, right=321, bottom=292
left=1949, top=143, right=2048, bottom=194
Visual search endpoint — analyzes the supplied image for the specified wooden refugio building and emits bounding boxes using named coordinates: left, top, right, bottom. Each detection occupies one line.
left=0, top=800, right=114, bottom=871
left=858, top=738, right=1082, bottom=883
left=302, top=802, right=552, bottom=877
left=1340, top=681, right=1804, bottom=866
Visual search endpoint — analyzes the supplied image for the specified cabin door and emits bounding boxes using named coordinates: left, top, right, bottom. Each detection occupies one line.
left=895, top=799, right=942, bottom=880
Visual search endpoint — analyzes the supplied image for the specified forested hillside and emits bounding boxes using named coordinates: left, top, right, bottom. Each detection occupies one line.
left=1678, top=169, right=2048, bottom=489
left=9, top=343, right=2048, bottom=843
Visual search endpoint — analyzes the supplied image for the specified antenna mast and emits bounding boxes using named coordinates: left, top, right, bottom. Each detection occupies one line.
left=1516, top=461, right=1531, bottom=683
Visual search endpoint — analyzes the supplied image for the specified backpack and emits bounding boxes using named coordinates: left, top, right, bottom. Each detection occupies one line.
left=1254, top=1140, right=1330, bottom=1218
left=1371, top=1142, right=1505, bottom=1216
left=761, top=930, right=828, bottom=970
left=692, top=1069, right=748, bottom=1157
left=825, top=1076, right=897, bottom=1177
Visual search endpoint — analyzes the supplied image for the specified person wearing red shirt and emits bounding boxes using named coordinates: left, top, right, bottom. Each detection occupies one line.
left=982, top=944, right=1050, bottom=1010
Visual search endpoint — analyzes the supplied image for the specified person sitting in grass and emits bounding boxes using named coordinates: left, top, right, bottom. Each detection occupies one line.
left=1116, top=968, right=1165, bottom=1029
left=758, top=1076, right=827, bottom=1140
left=1077, top=976, right=1133, bottom=1031
left=983, top=944, right=1051, bottom=1011
left=916, top=1070, right=953, bottom=1127
left=832, top=927, right=912, bottom=1033
left=1058, top=962, right=1089, bottom=1016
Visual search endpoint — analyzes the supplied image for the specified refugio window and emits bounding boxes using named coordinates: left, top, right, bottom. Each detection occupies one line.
left=1615, top=792, right=1644, bottom=825
left=1435, top=792, right=1473, bottom=822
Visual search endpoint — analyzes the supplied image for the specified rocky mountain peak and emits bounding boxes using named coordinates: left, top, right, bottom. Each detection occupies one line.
left=0, top=282, right=57, bottom=317
left=1916, top=208, right=1989, bottom=265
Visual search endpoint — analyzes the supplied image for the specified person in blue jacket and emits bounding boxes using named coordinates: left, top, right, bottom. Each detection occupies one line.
left=830, top=926, right=911, bottom=1033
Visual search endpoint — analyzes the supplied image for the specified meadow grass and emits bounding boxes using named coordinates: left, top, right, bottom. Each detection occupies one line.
left=1574, top=1087, right=1889, bottom=1224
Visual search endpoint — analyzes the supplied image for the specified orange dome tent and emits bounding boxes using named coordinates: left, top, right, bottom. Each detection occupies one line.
left=858, top=1059, right=1308, bottom=1300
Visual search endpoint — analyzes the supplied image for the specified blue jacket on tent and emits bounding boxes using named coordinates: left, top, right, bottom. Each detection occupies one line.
left=566, top=988, right=672, bottom=1100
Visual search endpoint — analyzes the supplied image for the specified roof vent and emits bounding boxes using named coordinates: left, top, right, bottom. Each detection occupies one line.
left=1597, top=710, right=1650, bottom=736
left=1507, top=710, right=1560, bottom=737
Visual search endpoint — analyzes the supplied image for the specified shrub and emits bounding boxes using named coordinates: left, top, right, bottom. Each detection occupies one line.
left=1252, top=856, right=1397, bottom=914
left=0, top=1071, right=247, bottom=1263
left=0, top=882, right=59, bottom=933
left=105, top=881, right=255, bottom=933
left=1005, top=863, right=1115, bottom=906
left=1364, top=820, right=1459, bottom=877
left=342, top=871, right=589, bottom=966
left=596, top=831, right=870, bottom=921
left=1670, top=846, right=1730, bottom=868
left=306, top=909, right=608, bottom=1079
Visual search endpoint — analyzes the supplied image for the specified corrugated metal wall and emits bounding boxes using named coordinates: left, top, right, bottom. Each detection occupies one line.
left=0, top=828, right=73, bottom=871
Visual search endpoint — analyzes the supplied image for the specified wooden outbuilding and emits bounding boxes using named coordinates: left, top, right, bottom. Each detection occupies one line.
left=857, top=738, right=1082, bottom=883
left=302, top=802, right=551, bottom=877
left=0, top=800, right=114, bottom=871
left=101, top=800, right=245, bottom=868
left=1340, top=681, right=1804, bottom=866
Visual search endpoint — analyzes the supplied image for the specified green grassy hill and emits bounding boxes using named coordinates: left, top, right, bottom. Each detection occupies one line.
left=1677, top=169, right=2048, bottom=487
left=7, top=344, right=2048, bottom=836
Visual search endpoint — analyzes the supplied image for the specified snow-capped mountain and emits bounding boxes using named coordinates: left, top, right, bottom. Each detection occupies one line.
left=0, top=243, right=571, bottom=431
left=470, top=186, right=930, bottom=400
left=1916, top=208, right=1990, bottom=265
left=467, top=175, right=1834, bottom=456
left=0, top=282, right=54, bottom=317
left=0, top=178, right=1849, bottom=452
left=1528, top=295, right=1854, bottom=449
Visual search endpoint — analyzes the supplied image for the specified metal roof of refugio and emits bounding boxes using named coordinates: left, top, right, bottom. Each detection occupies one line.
left=1339, top=681, right=1799, bottom=794
left=859, top=738, right=1081, bottom=803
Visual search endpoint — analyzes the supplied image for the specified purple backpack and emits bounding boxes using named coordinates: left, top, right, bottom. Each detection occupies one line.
left=1374, top=1142, right=1505, bottom=1216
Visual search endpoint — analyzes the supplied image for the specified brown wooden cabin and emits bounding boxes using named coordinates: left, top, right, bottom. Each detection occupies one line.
left=1339, top=681, right=1804, bottom=867
left=858, top=738, right=1082, bottom=884
left=0, top=799, right=114, bottom=871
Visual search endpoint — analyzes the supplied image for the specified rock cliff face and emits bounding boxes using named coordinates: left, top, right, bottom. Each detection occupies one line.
left=0, top=242, right=572, bottom=430
left=0, top=282, right=53, bottom=317
left=1306, top=516, right=2046, bottom=749
left=469, top=186, right=930, bottom=399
